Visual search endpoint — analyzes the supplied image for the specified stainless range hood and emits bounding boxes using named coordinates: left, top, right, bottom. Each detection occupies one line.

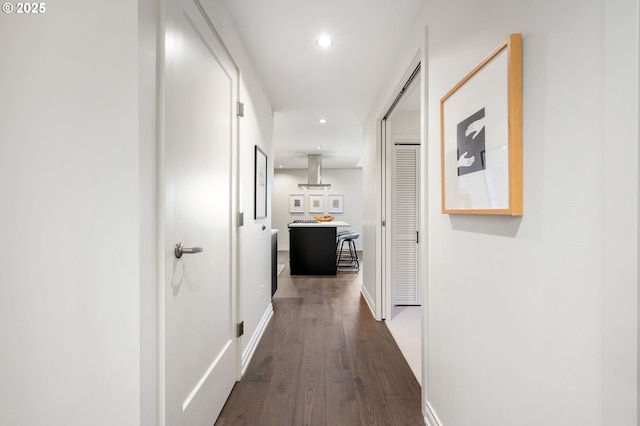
left=298, top=154, right=331, bottom=189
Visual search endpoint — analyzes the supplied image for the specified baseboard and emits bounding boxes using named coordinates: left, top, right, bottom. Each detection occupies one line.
left=360, top=283, right=376, bottom=318
left=424, top=401, right=442, bottom=426
left=241, top=303, right=273, bottom=375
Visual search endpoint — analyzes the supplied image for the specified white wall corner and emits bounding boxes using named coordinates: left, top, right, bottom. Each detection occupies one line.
left=601, top=0, right=640, bottom=423
left=360, top=284, right=376, bottom=318
left=241, top=303, right=274, bottom=375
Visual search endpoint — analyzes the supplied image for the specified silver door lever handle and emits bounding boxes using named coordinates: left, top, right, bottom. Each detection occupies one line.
left=175, top=242, right=203, bottom=259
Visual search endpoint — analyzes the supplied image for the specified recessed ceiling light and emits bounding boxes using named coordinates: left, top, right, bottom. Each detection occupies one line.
left=315, top=146, right=322, bottom=150
left=318, top=118, right=327, bottom=124
left=316, top=35, right=332, bottom=48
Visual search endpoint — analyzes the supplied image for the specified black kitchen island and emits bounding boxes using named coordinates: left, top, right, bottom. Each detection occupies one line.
left=288, top=220, right=351, bottom=275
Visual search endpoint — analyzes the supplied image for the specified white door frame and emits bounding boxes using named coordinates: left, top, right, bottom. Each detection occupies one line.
left=378, top=56, right=422, bottom=321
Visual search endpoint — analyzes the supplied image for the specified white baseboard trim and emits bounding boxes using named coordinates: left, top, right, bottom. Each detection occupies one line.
left=241, top=303, right=273, bottom=375
left=424, top=401, right=442, bottom=426
left=360, top=284, right=376, bottom=318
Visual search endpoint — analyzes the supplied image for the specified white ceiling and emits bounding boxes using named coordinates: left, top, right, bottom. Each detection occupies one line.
left=221, top=0, right=424, bottom=169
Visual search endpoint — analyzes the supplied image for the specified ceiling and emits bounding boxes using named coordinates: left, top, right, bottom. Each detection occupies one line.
left=221, top=0, right=424, bottom=169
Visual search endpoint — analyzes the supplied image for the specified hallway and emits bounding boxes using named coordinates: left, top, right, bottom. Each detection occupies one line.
left=215, top=252, right=422, bottom=425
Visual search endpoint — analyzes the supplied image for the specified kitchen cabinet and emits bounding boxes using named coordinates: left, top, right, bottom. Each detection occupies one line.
left=288, top=220, right=350, bottom=275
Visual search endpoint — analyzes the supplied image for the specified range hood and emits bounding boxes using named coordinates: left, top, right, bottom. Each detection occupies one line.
left=298, top=154, right=331, bottom=189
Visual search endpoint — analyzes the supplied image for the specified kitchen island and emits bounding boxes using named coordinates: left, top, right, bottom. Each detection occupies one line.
left=288, top=220, right=350, bottom=275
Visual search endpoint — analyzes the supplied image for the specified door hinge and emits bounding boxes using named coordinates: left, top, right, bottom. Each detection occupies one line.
left=382, top=219, right=386, bottom=227
left=237, top=101, right=245, bottom=117
left=237, top=321, right=244, bottom=337
left=237, top=212, right=244, bottom=227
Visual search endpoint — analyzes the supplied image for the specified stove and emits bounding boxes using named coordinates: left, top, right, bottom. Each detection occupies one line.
left=291, top=219, right=318, bottom=224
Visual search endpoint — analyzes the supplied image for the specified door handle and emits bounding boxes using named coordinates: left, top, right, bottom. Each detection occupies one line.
left=174, top=242, right=203, bottom=259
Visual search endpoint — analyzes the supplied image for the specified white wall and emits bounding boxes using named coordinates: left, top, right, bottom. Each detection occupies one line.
left=273, top=169, right=363, bottom=251
left=0, top=1, right=276, bottom=425
left=0, top=2, right=141, bottom=425
left=363, top=0, right=639, bottom=424
left=200, top=0, right=275, bottom=370
left=601, top=0, right=640, bottom=420
left=139, top=0, right=158, bottom=424
left=390, top=109, right=421, bottom=136
left=362, top=115, right=382, bottom=316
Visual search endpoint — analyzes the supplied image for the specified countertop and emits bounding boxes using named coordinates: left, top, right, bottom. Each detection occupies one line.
left=288, top=221, right=350, bottom=228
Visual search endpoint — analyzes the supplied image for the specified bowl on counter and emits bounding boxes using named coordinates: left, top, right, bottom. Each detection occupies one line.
left=314, top=215, right=334, bottom=222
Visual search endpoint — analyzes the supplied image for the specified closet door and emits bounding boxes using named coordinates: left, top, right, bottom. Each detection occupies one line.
left=392, top=144, right=420, bottom=305
left=161, top=0, right=238, bottom=423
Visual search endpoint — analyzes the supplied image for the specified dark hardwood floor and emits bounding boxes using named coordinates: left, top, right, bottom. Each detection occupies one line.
left=215, top=251, right=423, bottom=426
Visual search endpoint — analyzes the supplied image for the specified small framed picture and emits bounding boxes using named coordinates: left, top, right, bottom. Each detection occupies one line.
left=254, top=145, right=268, bottom=219
left=328, top=194, right=344, bottom=214
left=308, top=194, right=324, bottom=213
left=289, top=194, right=305, bottom=213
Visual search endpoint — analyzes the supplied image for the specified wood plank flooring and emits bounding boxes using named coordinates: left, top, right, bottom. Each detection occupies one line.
left=215, top=251, right=423, bottom=426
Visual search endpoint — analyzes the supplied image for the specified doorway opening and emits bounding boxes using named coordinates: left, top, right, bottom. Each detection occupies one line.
left=380, top=61, right=422, bottom=383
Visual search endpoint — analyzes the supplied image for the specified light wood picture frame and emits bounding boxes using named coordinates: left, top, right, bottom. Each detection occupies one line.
left=440, top=33, right=523, bottom=215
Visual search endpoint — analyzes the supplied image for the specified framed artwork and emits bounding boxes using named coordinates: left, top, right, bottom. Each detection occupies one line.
left=328, top=194, right=344, bottom=214
left=289, top=194, right=305, bottom=213
left=440, top=33, right=523, bottom=215
left=254, top=145, right=268, bottom=219
left=308, top=194, right=324, bottom=213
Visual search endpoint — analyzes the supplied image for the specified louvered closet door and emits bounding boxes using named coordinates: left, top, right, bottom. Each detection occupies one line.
left=392, top=144, right=420, bottom=305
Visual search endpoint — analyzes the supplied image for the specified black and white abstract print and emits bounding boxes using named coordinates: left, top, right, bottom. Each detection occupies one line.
left=456, top=107, right=486, bottom=176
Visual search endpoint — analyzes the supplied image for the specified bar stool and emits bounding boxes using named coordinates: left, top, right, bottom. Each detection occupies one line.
left=336, top=230, right=353, bottom=259
left=336, top=230, right=352, bottom=255
left=337, top=231, right=360, bottom=271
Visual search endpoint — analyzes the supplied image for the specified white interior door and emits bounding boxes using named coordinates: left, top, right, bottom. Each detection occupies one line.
left=161, top=0, right=237, bottom=424
left=392, top=144, right=420, bottom=305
